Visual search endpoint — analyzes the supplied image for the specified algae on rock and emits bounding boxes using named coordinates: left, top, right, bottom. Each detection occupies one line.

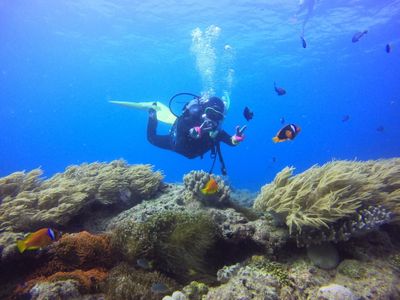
left=111, top=211, right=219, bottom=279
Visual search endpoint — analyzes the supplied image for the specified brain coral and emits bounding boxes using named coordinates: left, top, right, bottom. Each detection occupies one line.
left=183, top=170, right=231, bottom=206
left=253, top=159, right=400, bottom=243
left=0, top=160, right=163, bottom=232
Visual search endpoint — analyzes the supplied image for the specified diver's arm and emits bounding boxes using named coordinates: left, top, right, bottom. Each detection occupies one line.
left=218, top=130, right=236, bottom=146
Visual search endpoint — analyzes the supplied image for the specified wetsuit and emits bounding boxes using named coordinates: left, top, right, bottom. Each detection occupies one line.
left=147, top=105, right=235, bottom=159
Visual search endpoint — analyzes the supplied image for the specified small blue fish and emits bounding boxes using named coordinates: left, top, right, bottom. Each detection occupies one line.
left=280, top=117, right=285, bottom=124
left=386, top=44, right=392, bottom=53
left=376, top=126, right=384, bottom=132
left=342, top=115, right=350, bottom=122
left=151, top=283, right=169, bottom=294
left=136, top=258, right=152, bottom=270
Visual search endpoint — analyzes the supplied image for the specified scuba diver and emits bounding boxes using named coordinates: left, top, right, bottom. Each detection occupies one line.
left=147, top=95, right=246, bottom=175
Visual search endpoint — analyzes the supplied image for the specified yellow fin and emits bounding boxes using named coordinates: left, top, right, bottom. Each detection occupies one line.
left=16, top=240, right=27, bottom=253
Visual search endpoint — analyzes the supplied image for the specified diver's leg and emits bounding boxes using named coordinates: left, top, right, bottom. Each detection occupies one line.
left=147, top=109, right=172, bottom=150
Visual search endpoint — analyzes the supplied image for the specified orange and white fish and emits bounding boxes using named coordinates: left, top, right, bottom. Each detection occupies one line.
left=201, top=177, right=218, bottom=195
left=16, top=228, right=60, bottom=253
left=272, top=124, right=301, bottom=143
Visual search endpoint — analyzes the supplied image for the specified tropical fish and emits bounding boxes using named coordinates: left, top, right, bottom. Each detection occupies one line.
left=352, top=30, right=368, bottom=43
left=201, top=177, right=218, bottom=195
left=280, top=117, right=285, bottom=124
left=376, top=126, right=384, bottom=132
left=342, top=115, right=350, bottom=122
left=16, top=228, right=59, bottom=253
left=300, top=35, right=307, bottom=48
left=272, top=124, right=301, bottom=143
left=274, top=82, right=286, bottom=96
left=243, top=106, right=254, bottom=121
left=386, top=44, right=392, bottom=53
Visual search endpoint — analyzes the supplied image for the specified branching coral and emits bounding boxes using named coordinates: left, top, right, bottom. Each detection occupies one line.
left=254, top=159, right=400, bottom=238
left=111, top=211, right=219, bottom=279
left=183, top=170, right=230, bottom=206
left=0, top=160, right=163, bottom=232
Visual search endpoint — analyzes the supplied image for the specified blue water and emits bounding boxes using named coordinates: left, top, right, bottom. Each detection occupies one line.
left=1, top=0, right=399, bottom=191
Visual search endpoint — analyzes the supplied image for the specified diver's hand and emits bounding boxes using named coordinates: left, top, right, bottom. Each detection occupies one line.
left=231, top=125, right=247, bottom=145
left=189, top=126, right=202, bottom=139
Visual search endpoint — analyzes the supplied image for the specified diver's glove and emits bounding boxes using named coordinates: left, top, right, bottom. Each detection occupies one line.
left=189, top=126, right=202, bottom=139
left=231, top=125, right=247, bottom=145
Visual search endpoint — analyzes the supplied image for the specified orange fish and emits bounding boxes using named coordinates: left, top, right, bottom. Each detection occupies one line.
left=272, top=124, right=301, bottom=143
left=201, top=177, right=218, bottom=195
left=16, top=228, right=60, bottom=253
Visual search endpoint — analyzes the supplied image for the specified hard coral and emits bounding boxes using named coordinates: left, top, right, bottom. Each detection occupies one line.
left=0, top=160, right=163, bottom=232
left=254, top=159, right=400, bottom=244
left=112, top=211, right=219, bottom=279
left=183, top=170, right=230, bottom=206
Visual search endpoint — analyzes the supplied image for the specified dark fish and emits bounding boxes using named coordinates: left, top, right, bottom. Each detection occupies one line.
left=243, top=106, right=254, bottom=121
left=342, top=115, right=350, bottom=122
left=280, top=117, right=285, bottom=124
left=376, top=126, right=384, bottom=132
left=272, top=157, right=277, bottom=163
left=300, top=35, right=307, bottom=48
left=352, top=30, right=368, bottom=43
left=386, top=44, right=391, bottom=53
left=274, top=82, right=286, bottom=96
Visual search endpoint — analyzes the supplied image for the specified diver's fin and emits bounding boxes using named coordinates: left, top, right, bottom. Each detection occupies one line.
left=109, top=101, right=177, bottom=125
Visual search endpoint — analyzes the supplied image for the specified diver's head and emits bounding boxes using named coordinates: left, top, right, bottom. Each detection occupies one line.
left=202, top=96, right=225, bottom=122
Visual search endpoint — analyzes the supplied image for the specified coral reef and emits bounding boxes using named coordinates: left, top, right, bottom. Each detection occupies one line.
left=205, top=264, right=281, bottom=300
left=111, top=211, right=219, bottom=279
left=15, top=268, right=108, bottom=298
left=0, top=160, right=163, bottom=232
left=183, top=170, right=230, bottom=206
left=337, top=259, right=366, bottom=279
left=306, top=242, right=339, bottom=270
left=254, top=159, right=400, bottom=245
left=39, top=231, right=115, bottom=273
left=106, top=263, right=178, bottom=300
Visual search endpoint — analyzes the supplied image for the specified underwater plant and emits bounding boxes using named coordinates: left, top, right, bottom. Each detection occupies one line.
left=0, top=160, right=163, bottom=232
left=111, top=210, right=219, bottom=279
left=254, top=159, right=400, bottom=244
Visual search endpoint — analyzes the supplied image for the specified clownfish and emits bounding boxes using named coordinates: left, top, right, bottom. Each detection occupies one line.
left=16, top=228, right=60, bottom=253
left=201, top=177, right=218, bottom=195
left=272, top=124, right=301, bottom=143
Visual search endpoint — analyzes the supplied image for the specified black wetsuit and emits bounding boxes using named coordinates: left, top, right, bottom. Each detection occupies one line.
left=147, top=106, right=235, bottom=159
